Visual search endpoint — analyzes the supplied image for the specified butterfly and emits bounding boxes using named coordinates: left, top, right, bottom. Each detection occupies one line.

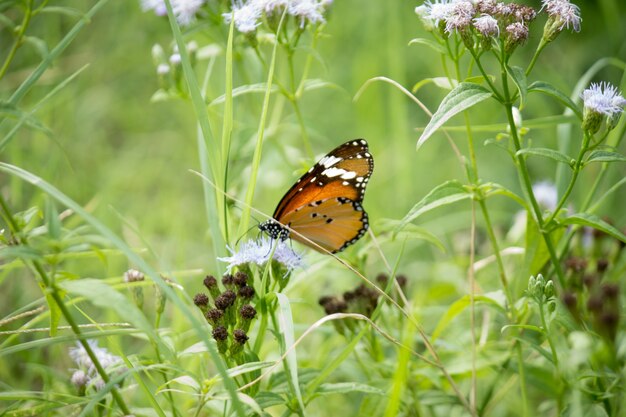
left=259, top=139, right=373, bottom=253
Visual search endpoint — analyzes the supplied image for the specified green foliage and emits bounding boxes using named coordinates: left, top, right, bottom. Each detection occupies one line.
left=1, top=0, right=626, bottom=416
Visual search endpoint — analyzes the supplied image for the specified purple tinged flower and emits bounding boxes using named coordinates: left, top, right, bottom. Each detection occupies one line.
left=444, top=1, right=475, bottom=34
left=141, top=0, right=167, bottom=16
left=542, top=0, right=581, bottom=32
left=69, top=340, right=126, bottom=392
left=473, top=14, right=499, bottom=37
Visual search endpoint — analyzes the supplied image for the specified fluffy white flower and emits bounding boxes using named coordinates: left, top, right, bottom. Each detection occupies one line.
left=424, top=0, right=455, bottom=23
left=289, top=0, right=326, bottom=27
left=172, top=0, right=205, bottom=26
left=218, top=237, right=304, bottom=273
left=224, top=1, right=262, bottom=33
left=254, top=0, right=289, bottom=14
left=581, top=82, right=626, bottom=117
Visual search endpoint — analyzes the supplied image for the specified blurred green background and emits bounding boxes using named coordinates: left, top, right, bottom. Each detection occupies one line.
left=1, top=0, right=626, bottom=408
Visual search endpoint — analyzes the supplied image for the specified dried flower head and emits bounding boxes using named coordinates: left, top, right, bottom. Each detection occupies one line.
left=193, top=293, right=209, bottom=308
left=504, top=21, right=529, bottom=53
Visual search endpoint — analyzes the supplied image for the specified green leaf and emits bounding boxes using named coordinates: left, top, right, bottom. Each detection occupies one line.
left=528, top=81, right=582, bottom=118
left=0, top=102, right=52, bottom=136
left=42, top=283, right=63, bottom=337
left=0, top=245, right=43, bottom=261
left=412, top=77, right=458, bottom=93
left=376, top=218, right=445, bottom=251
left=208, top=82, right=279, bottom=106
left=395, top=180, right=470, bottom=232
left=302, top=78, right=340, bottom=92
left=507, top=65, right=527, bottom=109
left=524, top=215, right=550, bottom=277
left=45, top=198, right=61, bottom=240
left=59, top=278, right=169, bottom=354
left=431, top=292, right=506, bottom=342
left=516, top=147, right=574, bottom=166
left=255, top=391, right=285, bottom=408
left=408, top=37, right=446, bottom=54
left=417, top=83, right=492, bottom=150
left=37, top=6, right=86, bottom=18
left=501, top=324, right=545, bottom=334
left=559, top=213, right=626, bottom=243
left=584, top=150, right=626, bottom=164
left=275, top=293, right=305, bottom=412
left=23, top=36, right=49, bottom=60
left=315, top=382, right=385, bottom=396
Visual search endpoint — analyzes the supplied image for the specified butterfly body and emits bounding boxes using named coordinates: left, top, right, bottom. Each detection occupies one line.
left=259, top=139, right=373, bottom=253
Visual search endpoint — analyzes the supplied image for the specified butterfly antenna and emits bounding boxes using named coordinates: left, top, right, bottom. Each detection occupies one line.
left=235, top=223, right=259, bottom=248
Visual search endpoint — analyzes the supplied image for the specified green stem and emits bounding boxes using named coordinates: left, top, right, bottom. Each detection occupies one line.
left=0, top=195, right=132, bottom=415
left=478, top=199, right=514, bottom=312
left=467, top=46, right=504, bottom=102
left=452, top=53, right=513, bottom=311
left=544, top=132, right=592, bottom=226
left=501, top=78, right=566, bottom=286
left=515, top=343, right=529, bottom=417
left=525, top=39, right=547, bottom=77
left=286, top=49, right=313, bottom=158
left=0, top=0, right=33, bottom=81
left=538, top=302, right=559, bottom=368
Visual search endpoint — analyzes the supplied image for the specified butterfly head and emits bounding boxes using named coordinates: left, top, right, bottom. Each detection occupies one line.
left=258, top=219, right=290, bottom=241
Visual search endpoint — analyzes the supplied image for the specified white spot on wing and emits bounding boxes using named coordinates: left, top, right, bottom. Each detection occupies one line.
left=319, top=155, right=342, bottom=168
left=322, top=167, right=347, bottom=178
left=340, top=171, right=357, bottom=180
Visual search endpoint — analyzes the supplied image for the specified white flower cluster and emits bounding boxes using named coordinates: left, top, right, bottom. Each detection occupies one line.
left=141, top=0, right=206, bottom=26
left=140, top=0, right=332, bottom=30
left=225, top=0, right=333, bottom=33
left=218, top=236, right=304, bottom=273
left=69, top=340, right=126, bottom=392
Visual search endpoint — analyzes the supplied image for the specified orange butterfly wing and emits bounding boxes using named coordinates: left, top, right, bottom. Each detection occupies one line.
left=280, top=197, right=368, bottom=253
left=273, top=139, right=373, bottom=220
left=264, top=139, right=373, bottom=253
